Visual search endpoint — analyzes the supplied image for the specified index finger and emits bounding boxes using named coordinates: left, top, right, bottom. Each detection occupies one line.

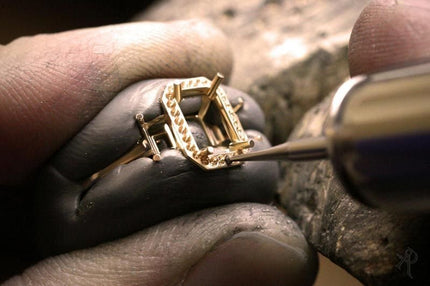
left=0, top=20, right=232, bottom=185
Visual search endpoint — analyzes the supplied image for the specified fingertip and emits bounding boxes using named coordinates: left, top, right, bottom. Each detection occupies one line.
left=348, top=0, right=430, bottom=76
left=114, top=19, right=233, bottom=80
left=7, top=204, right=315, bottom=286
left=183, top=232, right=318, bottom=286
left=171, top=19, right=234, bottom=80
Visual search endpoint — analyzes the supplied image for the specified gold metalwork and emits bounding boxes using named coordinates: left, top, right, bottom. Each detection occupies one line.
left=84, top=73, right=253, bottom=186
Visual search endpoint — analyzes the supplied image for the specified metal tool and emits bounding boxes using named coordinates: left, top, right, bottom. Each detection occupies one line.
left=228, top=62, right=430, bottom=213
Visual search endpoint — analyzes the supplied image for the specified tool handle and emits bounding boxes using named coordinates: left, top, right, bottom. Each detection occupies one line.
left=326, top=62, right=430, bottom=212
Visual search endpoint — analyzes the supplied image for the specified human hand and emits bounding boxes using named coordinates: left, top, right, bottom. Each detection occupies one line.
left=281, top=0, right=430, bottom=284
left=33, top=77, right=280, bottom=256
left=1, top=20, right=317, bottom=285
left=0, top=20, right=232, bottom=185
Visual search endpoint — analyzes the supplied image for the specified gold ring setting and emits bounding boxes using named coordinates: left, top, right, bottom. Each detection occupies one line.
left=85, top=73, right=254, bottom=187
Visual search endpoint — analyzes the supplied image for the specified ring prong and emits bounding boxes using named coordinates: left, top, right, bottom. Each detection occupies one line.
left=173, top=82, right=182, bottom=103
left=207, top=73, right=224, bottom=100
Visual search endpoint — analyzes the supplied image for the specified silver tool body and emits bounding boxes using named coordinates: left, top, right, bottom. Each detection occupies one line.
left=228, top=62, right=430, bottom=213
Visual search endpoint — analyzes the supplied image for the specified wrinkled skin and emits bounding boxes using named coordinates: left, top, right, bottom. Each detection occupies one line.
left=280, top=0, right=430, bottom=285
left=6, top=203, right=318, bottom=286
left=34, top=80, right=280, bottom=256
left=0, top=20, right=318, bottom=285
left=0, top=19, right=318, bottom=286
left=4, top=0, right=427, bottom=284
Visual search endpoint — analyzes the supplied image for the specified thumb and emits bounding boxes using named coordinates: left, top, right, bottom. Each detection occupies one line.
left=348, top=0, right=430, bottom=76
left=0, top=20, right=232, bottom=184
left=4, top=204, right=317, bottom=286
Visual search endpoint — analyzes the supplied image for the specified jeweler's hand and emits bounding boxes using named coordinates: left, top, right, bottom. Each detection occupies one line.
left=0, top=19, right=231, bottom=279
left=34, top=78, right=280, bottom=257
left=0, top=20, right=317, bottom=285
left=6, top=0, right=428, bottom=283
left=5, top=204, right=318, bottom=286
left=0, top=20, right=232, bottom=185
left=279, top=1, right=430, bottom=284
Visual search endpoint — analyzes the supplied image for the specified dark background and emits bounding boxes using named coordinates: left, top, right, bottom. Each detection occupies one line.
left=0, top=0, right=156, bottom=44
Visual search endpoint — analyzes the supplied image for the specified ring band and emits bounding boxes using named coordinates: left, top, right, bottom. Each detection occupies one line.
left=83, top=73, right=254, bottom=187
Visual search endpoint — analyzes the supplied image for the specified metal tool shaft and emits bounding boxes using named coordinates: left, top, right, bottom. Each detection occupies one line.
left=227, top=137, right=328, bottom=163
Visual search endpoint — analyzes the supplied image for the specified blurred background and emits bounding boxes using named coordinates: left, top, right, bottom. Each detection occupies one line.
left=0, top=0, right=155, bottom=44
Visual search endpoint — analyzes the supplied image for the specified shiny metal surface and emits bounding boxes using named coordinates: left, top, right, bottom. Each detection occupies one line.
left=226, top=137, right=328, bottom=163
left=326, top=62, right=430, bottom=212
left=84, top=73, right=255, bottom=187
left=229, top=62, right=430, bottom=212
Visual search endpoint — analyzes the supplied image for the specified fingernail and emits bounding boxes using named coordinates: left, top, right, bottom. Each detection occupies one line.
left=183, top=232, right=318, bottom=286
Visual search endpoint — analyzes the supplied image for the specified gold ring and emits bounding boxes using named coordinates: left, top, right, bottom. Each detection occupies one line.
left=84, top=73, right=254, bottom=187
